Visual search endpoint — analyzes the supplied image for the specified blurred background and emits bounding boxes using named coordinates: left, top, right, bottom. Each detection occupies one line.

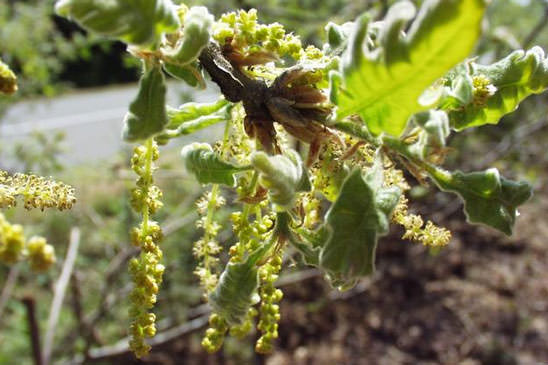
left=1, top=0, right=547, bottom=364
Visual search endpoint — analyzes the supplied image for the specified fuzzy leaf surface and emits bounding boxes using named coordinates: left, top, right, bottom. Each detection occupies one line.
left=449, top=47, right=548, bottom=130
left=319, top=163, right=400, bottom=290
left=251, top=150, right=310, bottom=211
left=122, top=64, right=168, bottom=142
left=428, top=167, right=532, bottom=235
left=181, top=143, right=246, bottom=186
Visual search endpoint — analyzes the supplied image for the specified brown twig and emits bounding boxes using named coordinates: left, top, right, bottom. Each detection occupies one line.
left=22, top=296, right=44, bottom=365
left=0, top=262, right=21, bottom=324
left=43, top=227, right=81, bottom=365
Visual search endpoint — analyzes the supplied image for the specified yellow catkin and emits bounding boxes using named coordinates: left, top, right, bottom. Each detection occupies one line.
left=0, top=170, right=76, bottom=211
left=127, top=140, right=165, bottom=358
left=392, top=196, right=451, bottom=247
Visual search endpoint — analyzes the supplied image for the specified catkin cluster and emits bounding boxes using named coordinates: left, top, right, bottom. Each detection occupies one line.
left=193, top=186, right=225, bottom=295
left=0, top=170, right=76, bottom=211
left=127, top=140, right=165, bottom=358
left=392, top=196, right=451, bottom=247
left=256, top=252, right=283, bottom=353
left=0, top=213, right=56, bottom=270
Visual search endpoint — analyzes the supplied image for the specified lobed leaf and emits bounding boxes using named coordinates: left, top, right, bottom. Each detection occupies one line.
left=122, top=63, right=168, bottom=142
left=181, top=143, right=247, bottom=186
left=427, top=166, right=533, bottom=235
left=330, top=0, right=485, bottom=136
left=448, top=47, right=548, bottom=130
left=55, top=0, right=180, bottom=46
left=319, top=160, right=400, bottom=290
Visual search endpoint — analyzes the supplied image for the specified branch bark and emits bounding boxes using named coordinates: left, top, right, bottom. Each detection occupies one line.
left=22, top=296, right=43, bottom=365
left=43, top=227, right=81, bottom=365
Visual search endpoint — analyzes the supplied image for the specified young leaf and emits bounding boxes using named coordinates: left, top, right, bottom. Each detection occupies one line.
left=163, top=6, right=213, bottom=65
left=208, top=259, right=260, bottom=325
left=163, top=62, right=204, bottom=88
left=181, top=143, right=247, bottom=186
left=251, top=150, right=310, bottom=211
left=122, top=63, right=168, bottom=142
left=427, top=166, right=533, bottom=235
left=408, top=110, right=450, bottom=161
left=55, top=0, right=180, bottom=46
left=323, top=21, right=353, bottom=56
left=156, top=99, right=230, bottom=144
left=330, top=0, right=485, bottom=136
left=449, top=47, right=548, bottom=130
left=208, top=231, right=275, bottom=325
left=166, top=98, right=229, bottom=129
left=319, top=163, right=400, bottom=290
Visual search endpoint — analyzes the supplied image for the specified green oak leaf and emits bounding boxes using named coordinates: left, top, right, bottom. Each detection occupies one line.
left=319, top=161, right=400, bottom=290
left=448, top=47, right=548, bottom=130
left=251, top=150, right=310, bottom=211
left=208, top=259, right=260, bottom=325
left=323, top=21, right=353, bottom=56
left=427, top=166, right=533, bottom=235
left=408, top=110, right=450, bottom=160
left=181, top=143, right=248, bottom=186
left=166, top=98, right=229, bottom=129
left=55, top=0, right=180, bottom=46
left=122, top=63, right=168, bottom=142
left=209, top=222, right=278, bottom=325
left=163, top=62, right=204, bottom=88
left=330, top=0, right=485, bottom=136
left=163, top=6, right=213, bottom=65
left=155, top=100, right=231, bottom=145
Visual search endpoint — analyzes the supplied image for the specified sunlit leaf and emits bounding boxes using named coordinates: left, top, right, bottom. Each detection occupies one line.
left=330, top=0, right=485, bottom=136
left=448, top=47, right=548, bottom=130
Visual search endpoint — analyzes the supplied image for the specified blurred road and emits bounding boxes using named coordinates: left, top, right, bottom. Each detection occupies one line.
left=0, top=82, right=222, bottom=167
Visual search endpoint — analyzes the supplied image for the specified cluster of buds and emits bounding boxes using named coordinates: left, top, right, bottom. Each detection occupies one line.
left=213, top=9, right=303, bottom=66
left=201, top=313, right=228, bottom=353
left=229, top=209, right=274, bottom=261
left=471, top=74, right=497, bottom=107
left=127, top=140, right=165, bottom=358
left=0, top=213, right=56, bottom=270
left=0, top=170, right=76, bottom=211
left=256, top=252, right=283, bottom=354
